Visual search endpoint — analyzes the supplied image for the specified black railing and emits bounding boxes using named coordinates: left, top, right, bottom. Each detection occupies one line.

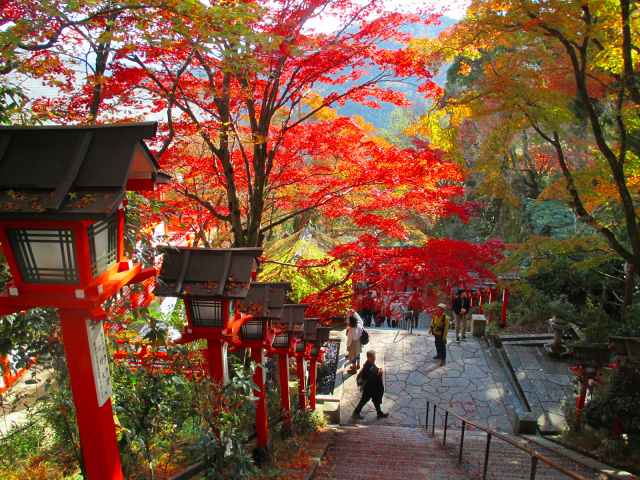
left=425, top=398, right=591, bottom=480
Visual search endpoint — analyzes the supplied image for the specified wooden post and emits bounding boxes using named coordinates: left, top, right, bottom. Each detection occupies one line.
left=309, top=357, right=318, bottom=410
left=278, top=353, right=292, bottom=432
left=296, top=355, right=307, bottom=410
left=251, top=347, right=269, bottom=464
left=575, top=380, right=588, bottom=431
left=60, top=309, right=123, bottom=480
left=206, top=339, right=228, bottom=385
left=500, top=288, right=509, bottom=328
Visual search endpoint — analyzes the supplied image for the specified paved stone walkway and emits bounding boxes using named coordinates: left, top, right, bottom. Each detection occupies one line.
left=337, top=329, right=512, bottom=432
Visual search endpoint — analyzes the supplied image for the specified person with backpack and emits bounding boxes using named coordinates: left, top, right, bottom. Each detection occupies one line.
left=430, top=303, right=450, bottom=367
left=352, top=350, right=389, bottom=420
left=346, top=311, right=364, bottom=374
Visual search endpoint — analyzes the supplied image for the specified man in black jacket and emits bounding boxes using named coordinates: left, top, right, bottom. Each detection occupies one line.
left=452, top=289, right=469, bottom=342
left=352, top=350, right=389, bottom=420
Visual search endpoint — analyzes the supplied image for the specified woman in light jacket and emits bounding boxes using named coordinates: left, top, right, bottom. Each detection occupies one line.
left=346, top=311, right=363, bottom=374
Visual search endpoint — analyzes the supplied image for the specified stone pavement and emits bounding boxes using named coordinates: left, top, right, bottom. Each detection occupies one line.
left=311, top=424, right=472, bottom=480
left=502, top=342, right=574, bottom=433
left=336, top=329, right=512, bottom=432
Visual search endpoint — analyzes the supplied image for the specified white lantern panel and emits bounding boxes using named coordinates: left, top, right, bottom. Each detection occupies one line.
left=9, top=228, right=78, bottom=283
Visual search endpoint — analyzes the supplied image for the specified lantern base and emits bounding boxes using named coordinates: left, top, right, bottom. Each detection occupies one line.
left=252, top=445, right=271, bottom=467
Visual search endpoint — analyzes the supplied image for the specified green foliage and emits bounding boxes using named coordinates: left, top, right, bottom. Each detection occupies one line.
left=291, top=407, right=326, bottom=435
left=260, top=230, right=347, bottom=303
left=197, top=359, right=258, bottom=480
left=0, top=308, right=57, bottom=368
left=524, top=199, right=578, bottom=239
left=112, top=357, right=197, bottom=479
left=585, top=367, right=640, bottom=434
left=580, top=302, right=615, bottom=343
left=112, top=350, right=258, bottom=480
left=619, top=307, right=640, bottom=335
left=504, top=288, right=577, bottom=326
left=0, top=354, right=82, bottom=479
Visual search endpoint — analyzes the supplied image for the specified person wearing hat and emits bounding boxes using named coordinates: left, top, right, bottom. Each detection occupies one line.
left=430, top=303, right=450, bottom=366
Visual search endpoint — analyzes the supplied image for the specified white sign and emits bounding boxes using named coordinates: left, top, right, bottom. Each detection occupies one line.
left=86, top=319, right=113, bottom=407
left=221, top=342, right=229, bottom=385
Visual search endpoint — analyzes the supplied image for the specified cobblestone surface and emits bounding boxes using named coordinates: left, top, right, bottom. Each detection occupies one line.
left=337, top=329, right=512, bottom=432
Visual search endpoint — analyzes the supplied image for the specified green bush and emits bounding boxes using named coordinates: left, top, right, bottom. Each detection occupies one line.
left=584, top=367, right=640, bottom=434
left=291, top=407, right=326, bottom=435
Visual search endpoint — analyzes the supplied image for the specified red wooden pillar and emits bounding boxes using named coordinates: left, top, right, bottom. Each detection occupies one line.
left=500, top=288, right=509, bottom=328
left=60, top=309, right=123, bottom=480
left=277, top=353, right=291, bottom=431
left=206, top=339, right=228, bottom=384
left=575, top=380, right=588, bottom=430
left=478, top=291, right=484, bottom=314
left=295, top=355, right=307, bottom=410
left=308, top=358, right=318, bottom=410
left=251, top=347, right=269, bottom=459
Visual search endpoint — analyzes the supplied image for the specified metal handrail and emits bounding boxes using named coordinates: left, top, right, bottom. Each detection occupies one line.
left=425, top=398, right=592, bottom=480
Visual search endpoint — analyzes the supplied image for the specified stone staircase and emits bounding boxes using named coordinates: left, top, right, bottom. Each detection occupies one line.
left=312, top=425, right=472, bottom=480
left=310, top=424, right=623, bottom=480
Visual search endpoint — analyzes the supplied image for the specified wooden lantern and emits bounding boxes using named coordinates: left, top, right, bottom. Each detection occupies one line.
left=155, top=246, right=262, bottom=382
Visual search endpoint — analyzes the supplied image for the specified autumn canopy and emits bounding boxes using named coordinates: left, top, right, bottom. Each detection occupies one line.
left=1, top=0, right=503, bottom=315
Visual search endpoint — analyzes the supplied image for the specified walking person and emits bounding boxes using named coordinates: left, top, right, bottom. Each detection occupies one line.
left=452, top=289, right=468, bottom=342
left=463, top=289, right=472, bottom=337
left=346, top=311, right=363, bottom=374
left=430, top=303, right=449, bottom=367
left=360, top=290, right=375, bottom=327
left=352, top=350, right=389, bottom=420
left=409, top=289, right=423, bottom=329
left=390, top=296, right=404, bottom=328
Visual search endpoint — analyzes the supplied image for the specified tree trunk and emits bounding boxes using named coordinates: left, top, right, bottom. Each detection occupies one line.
left=623, top=262, right=635, bottom=312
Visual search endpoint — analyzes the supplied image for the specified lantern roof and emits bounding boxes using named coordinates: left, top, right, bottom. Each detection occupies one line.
left=239, top=282, right=291, bottom=319
left=282, top=304, right=308, bottom=328
left=0, top=122, right=169, bottom=220
left=316, top=327, right=332, bottom=342
left=155, top=246, right=262, bottom=299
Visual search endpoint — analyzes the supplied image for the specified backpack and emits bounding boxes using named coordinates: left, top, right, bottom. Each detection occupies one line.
left=360, top=328, right=369, bottom=345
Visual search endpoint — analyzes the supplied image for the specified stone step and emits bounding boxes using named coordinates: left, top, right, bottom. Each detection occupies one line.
left=318, top=400, right=340, bottom=425
left=500, top=334, right=555, bottom=343
left=312, top=424, right=609, bottom=480
left=312, top=425, right=473, bottom=480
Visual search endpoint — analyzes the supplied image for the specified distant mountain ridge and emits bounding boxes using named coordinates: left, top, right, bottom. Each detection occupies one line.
left=329, top=17, right=456, bottom=129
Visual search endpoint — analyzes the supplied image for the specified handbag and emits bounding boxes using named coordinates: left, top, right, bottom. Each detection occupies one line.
left=360, top=328, right=370, bottom=345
